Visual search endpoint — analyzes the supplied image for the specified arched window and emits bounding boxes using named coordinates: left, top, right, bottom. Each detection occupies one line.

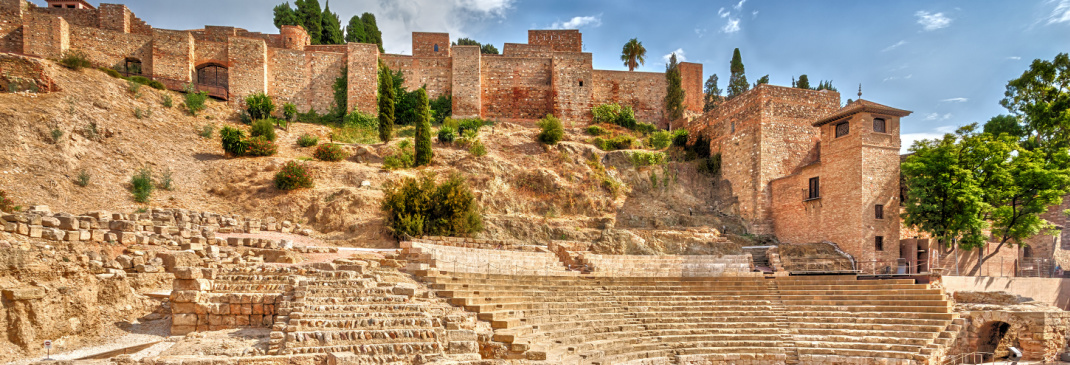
left=434, top=44, right=439, bottom=52
left=873, top=118, right=887, bottom=133
left=1023, top=245, right=1033, bottom=258
left=196, top=64, right=228, bottom=88
left=124, top=58, right=142, bottom=75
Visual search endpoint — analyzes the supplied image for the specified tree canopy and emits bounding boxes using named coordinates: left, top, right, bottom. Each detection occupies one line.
left=664, top=53, right=685, bottom=123
left=273, top=1, right=383, bottom=49
left=620, top=38, right=646, bottom=72
left=1000, top=52, right=1070, bottom=149
left=320, top=1, right=344, bottom=45
left=794, top=74, right=811, bottom=90
left=453, top=38, right=499, bottom=55
left=703, top=74, right=722, bottom=113
left=726, top=48, right=749, bottom=99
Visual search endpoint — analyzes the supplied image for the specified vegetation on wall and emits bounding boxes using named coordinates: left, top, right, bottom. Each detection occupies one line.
left=664, top=53, right=685, bottom=123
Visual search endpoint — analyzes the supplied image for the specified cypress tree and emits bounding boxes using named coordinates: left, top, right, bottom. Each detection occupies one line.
left=414, top=88, right=433, bottom=166
left=361, top=13, right=384, bottom=52
left=273, top=3, right=300, bottom=30
left=345, top=15, right=367, bottom=43
left=378, top=62, right=396, bottom=142
left=664, top=53, right=685, bottom=122
left=703, top=74, right=722, bottom=113
left=295, top=0, right=322, bottom=45
left=727, top=48, right=749, bottom=100
left=320, top=1, right=344, bottom=45
left=796, top=74, right=811, bottom=90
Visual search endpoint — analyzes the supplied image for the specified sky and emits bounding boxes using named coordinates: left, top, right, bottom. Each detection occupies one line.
left=48, top=0, right=1070, bottom=153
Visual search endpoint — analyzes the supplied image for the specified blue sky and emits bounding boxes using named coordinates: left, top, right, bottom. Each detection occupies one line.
left=50, top=0, right=1070, bottom=152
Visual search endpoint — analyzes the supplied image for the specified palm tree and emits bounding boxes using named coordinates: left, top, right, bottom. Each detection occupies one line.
left=620, top=38, right=646, bottom=71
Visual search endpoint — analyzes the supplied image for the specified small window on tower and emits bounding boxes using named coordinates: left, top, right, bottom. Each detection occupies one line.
left=835, top=122, right=850, bottom=138
left=579, top=80, right=584, bottom=87
left=434, top=44, right=439, bottom=52
left=873, top=118, right=887, bottom=133
left=1024, top=245, right=1033, bottom=258
left=875, top=204, right=884, bottom=219
left=875, top=236, right=884, bottom=251
left=53, top=4, right=61, bottom=7
left=67, top=4, right=75, bottom=8
left=807, top=177, right=820, bottom=200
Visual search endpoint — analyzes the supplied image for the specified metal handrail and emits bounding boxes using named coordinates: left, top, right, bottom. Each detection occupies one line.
left=942, top=351, right=994, bottom=365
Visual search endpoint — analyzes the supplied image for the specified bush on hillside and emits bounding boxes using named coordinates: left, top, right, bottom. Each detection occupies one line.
left=380, top=173, right=483, bottom=238
left=99, top=67, right=122, bottom=78
left=585, top=125, right=607, bottom=136
left=672, top=129, right=689, bottom=147
left=297, top=133, right=319, bottom=147
left=457, top=118, right=484, bottom=136
left=0, top=190, right=14, bottom=212
left=383, top=140, right=415, bottom=169
left=283, top=102, right=298, bottom=122
left=635, top=122, right=657, bottom=135
left=220, top=126, right=247, bottom=157
left=593, top=135, right=636, bottom=151
left=245, top=92, right=275, bottom=120
left=537, top=114, right=564, bottom=145
left=275, top=161, right=313, bottom=191
left=344, top=111, right=378, bottom=128
left=430, top=94, right=452, bottom=124
left=250, top=119, right=277, bottom=141
left=183, top=84, right=209, bottom=116
left=437, top=126, right=456, bottom=144
left=130, top=167, right=154, bottom=203
left=591, top=103, right=639, bottom=130
left=245, top=136, right=278, bottom=156
left=647, top=130, right=672, bottom=150
left=60, top=50, right=92, bottom=70
left=313, top=143, right=348, bottom=162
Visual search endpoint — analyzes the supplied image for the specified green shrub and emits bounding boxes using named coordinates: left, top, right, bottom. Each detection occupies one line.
left=75, top=170, right=91, bottom=187
left=313, top=143, right=347, bottom=162
left=127, top=79, right=142, bottom=96
left=437, top=126, right=456, bottom=144
left=183, top=84, right=209, bottom=116
left=635, top=122, right=657, bottom=135
left=331, top=124, right=379, bottom=144
left=380, top=173, right=483, bottom=238
left=148, top=80, right=164, bottom=90
left=442, top=117, right=459, bottom=130
left=469, top=139, right=487, bottom=157
left=130, top=167, right=154, bottom=203
left=592, top=103, right=621, bottom=124
left=158, top=168, right=175, bottom=191
left=162, top=94, right=173, bottom=108
left=585, top=125, right=607, bottom=136
left=593, top=135, right=636, bottom=151
left=245, top=92, right=275, bottom=120
left=298, top=108, right=322, bottom=124
left=60, top=50, right=92, bottom=70
left=344, top=111, right=378, bottom=128
left=413, top=89, right=433, bottom=167
left=647, top=130, right=672, bottom=149
left=275, top=161, right=313, bottom=191
left=238, top=111, right=252, bottom=125
left=99, top=67, right=122, bottom=78
left=383, top=140, right=415, bottom=169
left=50, top=128, right=63, bottom=144
left=672, top=129, right=689, bottom=147
left=283, top=103, right=297, bottom=122
left=297, top=134, right=319, bottom=147
left=687, top=134, right=712, bottom=158
left=245, top=136, right=278, bottom=156
left=134, top=107, right=152, bottom=119
left=537, top=114, right=564, bottom=145
left=0, top=190, right=14, bottom=212
left=697, top=153, right=722, bottom=175
left=250, top=119, right=277, bottom=141
left=457, top=118, right=483, bottom=136
left=430, top=94, right=452, bottom=124
left=83, top=122, right=100, bottom=141
left=629, top=151, right=667, bottom=167
left=199, top=124, right=214, bottom=138
left=220, top=126, right=247, bottom=156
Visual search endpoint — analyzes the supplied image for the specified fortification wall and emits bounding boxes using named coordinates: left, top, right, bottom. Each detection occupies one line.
left=480, top=56, right=552, bottom=120
left=0, top=0, right=24, bottom=54
left=380, top=54, right=452, bottom=99
left=307, top=51, right=344, bottom=113
left=69, top=23, right=152, bottom=74
left=679, top=62, right=702, bottom=113
left=151, top=29, right=193, bottom=82
left=227, top=36, right=267, bottom=104
left=592, top=69, right=666, bottom=123
left=22, top=12, right=67, bottom=59
left=268, top=48, right=309, bottom=110
left=346, top=42, right=379, bottom=116
left=551, top=52, right=592, bottom=121
left=451, top=45, right=480, bottom=118
left=30, top=6, right=97, bottom=28
left=411, top=32, right=449, bottom=58
left=503, top=43, right=552, bottom=58
left=194, top=40, right=227, bottom=66
left=528, top=29, right=581, bottom=53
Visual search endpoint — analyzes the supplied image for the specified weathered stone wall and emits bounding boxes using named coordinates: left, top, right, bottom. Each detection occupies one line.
left=22, top=12, right=67, bottom=59
left=279, top=25, right=309, bottom=51
left=0, top=52, right=59, bottom=92
left=346, top=42, right=378, bottom=115
left=97, top=3, right=129, bottom=34
left=551, top=52, right=592, bottom=121
left=308, top=51, right=344, bottom=113
left=0, top=0, right=25, bottom=54
left=381, top=54, right=452, bottom=99
left=227, top=36, right=267, bottom=104
left=679, top=62, right=703, bottom=113
left=591, top=69, right=667, bottom=123
left=450, top=45, right=480, bottom=118
left=502, top=43, right=552, bottom=58
left=193, top=40, right=226, bottom=66
left=68, top=23, right=152, bottom=74
left=151, top=29, right=193, bottom=82
left=528, top=29, right=581, bottom=53
left=30, top=6, right=97, bottom=28
left=169, top=267, right=286, bottom=335
left=268, top=48, right=309, bottom=110
left=411, top=32, right=449, bottom=58
left=480, top=56, right=552, bottom=120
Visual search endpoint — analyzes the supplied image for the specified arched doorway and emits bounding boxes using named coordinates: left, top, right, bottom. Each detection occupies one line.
left=195, top=63, right=228, bottom=88
left=977, top=321, right=1014, bottom=361
left=123, top=58, right=142, bottom=76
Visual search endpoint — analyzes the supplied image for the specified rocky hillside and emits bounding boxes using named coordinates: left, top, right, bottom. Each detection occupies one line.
left=0, top=57, right=745, bottom=252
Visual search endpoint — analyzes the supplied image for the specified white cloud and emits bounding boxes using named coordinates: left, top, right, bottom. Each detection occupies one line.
left=733, top=0, right=747, bottom=11
left=882, top=74, right=913, bottom=82
left=372, top=0, right=515, bottom=54
left=663, top=49, right=686, bottom=64
left=694, top=28, right=708, bottom=38
left=1007, top=56, right=1022, bottom=60
left=718, top=7, right=730, bottom=18
left=940, top=97, right=968, bottom=103
left=1049, top=0, right=1070, bottom=24
left=915, top=11, right=952, bottom=31
left=752, top=10, right=759, bottom=18
left=881, top=40, right=907, bottom=52
left=722, top=18, right=741, bottom=33
left=923, top=113, right=953, bottom=121
left=550, top=15, right=602, bottom=29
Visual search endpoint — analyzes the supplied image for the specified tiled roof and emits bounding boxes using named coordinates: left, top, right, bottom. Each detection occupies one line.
left=813, top=99, right=912, bottom=127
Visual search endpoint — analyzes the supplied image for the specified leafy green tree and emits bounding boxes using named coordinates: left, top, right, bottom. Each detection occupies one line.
left=480, top=44, right=499, bottom=55
left=378, top=62, right=396, bottom=142
left=753, top=75, right=769, bottom=87
left=795, top=74, right=811, bottom=90
left=726, top=48, right=749, bottom=99
left=703, top=74, right=722, bottom=113
left=902, top=125, right=1070, bottom=275
left=414, top=89, right=433, bottom=166
left=273, top=3, right=300, bottom=29
left=1001, top=53, right=1070, bottom=149
left=455, top=37, right=479, bottom=46
left=664, top=53, right=685, bottom=122
left=983, top=114, right=1027, bottom=139
left=345, top=15, right=366, bottom=43
left=294, top=0, right=323, bottom=45
left=620, top=38, right=646, bottom=72
left=320, top=1, right=344, bottom=45
left=361, top=13, right=384, bottom=52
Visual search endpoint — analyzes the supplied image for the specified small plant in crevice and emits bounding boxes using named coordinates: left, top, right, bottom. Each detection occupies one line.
left=275, top=161, right=313, bottom=191
left=297, top=133, right=319, bottom=147
left=50, top=127, right=63, bottom=144
left=75, top=170, right=91, bottom=187
left=60, top=50, right=92, bottom=70
left=199, top=124, right=214, bottom=138
left=162, top=94, right=173, bottom=108
left=130, top=167, right=154, bottom=203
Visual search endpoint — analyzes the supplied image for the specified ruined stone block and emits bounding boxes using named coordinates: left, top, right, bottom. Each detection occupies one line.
left=170, top=290, right=200, bottom=303
left=173, top=278, right=211, bottom=291
left=27, top=225, right=42, bottom=238
left=174, top=267, right=202, bottom=279
left=172, top=313, right=197, bottom=326
left=327, top=352, right=358, bottom=365
left=170, top=325, right=195, bottom=336
left=2, top=287, right=44, bottom=300
left=58, top=216, right=78, bottom=230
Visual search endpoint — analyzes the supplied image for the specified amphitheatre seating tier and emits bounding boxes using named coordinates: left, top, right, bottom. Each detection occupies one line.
left=403, top=241, right=575, bottom=276
left=578, top=253, right=759, bottom=277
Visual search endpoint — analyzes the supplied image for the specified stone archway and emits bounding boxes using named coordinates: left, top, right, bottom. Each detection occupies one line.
left=977, top=320, right=1014, bottom=361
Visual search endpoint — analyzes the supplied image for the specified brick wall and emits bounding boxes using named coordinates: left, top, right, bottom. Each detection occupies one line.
left=151, top=29, right=193, bottom=82
left=502, top=43, right=552, bottom=58
left=679, top=62, right=702, bottom=113
left=194, top=40, right=227, bottom=66
left=380, top=54, right=452, bottom=99
left=68, top=23, right=152, bottom=73
left=550, top=52, right=592, bottom=121
left=451, top=45, right=481, bottom=118
left=412, top=32, right=449, bottom=58
left=480, top=56, right=553, bottom=120
left=0, top=0, right=24, bottom=54
left=97, top=3, right=129, bottom=33
left=307, top=51, right=344, bottom=113
left=31, top=6, right=97, bottom=27
left=591, top=70, right=667, bottom=124
left=22, top=12, right=67, bottom=59
left=528, top=29, right=581, bottom=53
left=279, top=25, right=308, bottom=51
left=268, top=48, right=308, bottom=110
left=346, top=42, right=379, bottom=115
left=0, top=53, right=59, bottom=92
left=227, top=36, right=267, bottom=103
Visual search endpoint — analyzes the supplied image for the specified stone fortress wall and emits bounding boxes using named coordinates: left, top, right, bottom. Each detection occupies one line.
left=0, top=0, right=703, bottom=124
